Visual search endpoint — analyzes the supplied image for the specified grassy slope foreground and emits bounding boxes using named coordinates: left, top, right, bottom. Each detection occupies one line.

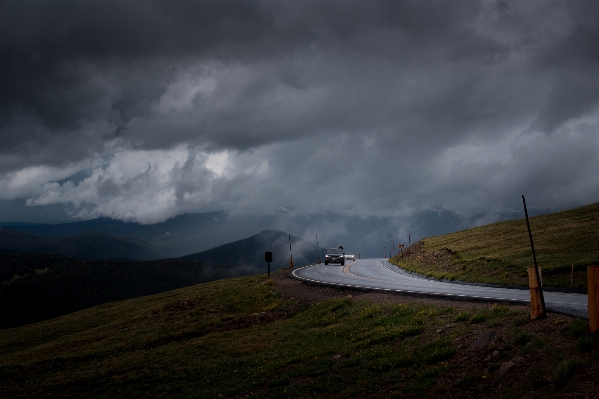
left=391, top=202, right=599, bottom=291
left=2, top=272, right=599, bottom=398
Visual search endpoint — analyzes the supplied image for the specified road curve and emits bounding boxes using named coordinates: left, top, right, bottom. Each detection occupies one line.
left=290, top=258, right=588, bottom=319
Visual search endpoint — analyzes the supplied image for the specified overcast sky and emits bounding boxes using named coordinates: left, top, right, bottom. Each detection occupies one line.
left=1, top=0, right=598, bottom=231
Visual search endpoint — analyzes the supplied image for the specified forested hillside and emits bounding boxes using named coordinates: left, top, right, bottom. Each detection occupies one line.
left=0, top=228, right=163, bottom=260
left=0, top=253, right=262, bottom=329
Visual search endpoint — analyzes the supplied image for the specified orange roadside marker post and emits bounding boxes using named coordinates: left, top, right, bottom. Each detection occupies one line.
left=528, top=267, right=544, bottom=320
left=522, top=195, right=546, bottom=319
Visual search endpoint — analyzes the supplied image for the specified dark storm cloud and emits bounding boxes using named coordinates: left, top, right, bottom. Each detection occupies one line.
left=0, top=0, right=283, bottom=168
left=1, top=0, right=598, bottom=227
left=0, top=0, right=504, bottom=157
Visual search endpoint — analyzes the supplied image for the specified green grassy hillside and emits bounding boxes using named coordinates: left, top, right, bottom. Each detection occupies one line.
left=1, top=272, right=599, bottom=398
left=391, top=202, right=599, bottom=290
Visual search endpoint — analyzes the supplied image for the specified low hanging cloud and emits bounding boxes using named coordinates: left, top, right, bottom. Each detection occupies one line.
left=1, top=146, right=228, bottom=223
left=1, top=0, right=599, bottom=226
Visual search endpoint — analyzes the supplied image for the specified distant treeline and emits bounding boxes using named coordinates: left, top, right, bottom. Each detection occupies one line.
left=0, top=253, right=262, bottom=329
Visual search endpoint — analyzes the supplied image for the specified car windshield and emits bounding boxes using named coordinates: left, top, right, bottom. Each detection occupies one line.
left=346, top=252, right=354, bottom=255
left=327, top=248, right=343, bottom=254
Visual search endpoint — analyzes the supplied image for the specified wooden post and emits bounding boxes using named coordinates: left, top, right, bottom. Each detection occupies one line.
left=522, top=195, right=546, bottom=317
left=528, top=267, right=545, bottom=320
left=588, top=266, right=599, bottom=333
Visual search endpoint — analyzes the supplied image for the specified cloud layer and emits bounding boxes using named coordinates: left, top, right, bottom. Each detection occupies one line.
left=1, top=0, right=599, bottom=227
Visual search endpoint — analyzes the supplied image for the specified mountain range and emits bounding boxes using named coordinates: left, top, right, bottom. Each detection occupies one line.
left=0, top=206, right=560, bottom=262
left=0, top=226, right=318, bottom=270
left=0, top=211, right=232, bottom=258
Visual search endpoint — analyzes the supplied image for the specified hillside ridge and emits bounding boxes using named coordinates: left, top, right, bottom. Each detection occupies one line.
left=180, top=229, right=318, bottom=269
left=392, top=201, right=599, bottom=291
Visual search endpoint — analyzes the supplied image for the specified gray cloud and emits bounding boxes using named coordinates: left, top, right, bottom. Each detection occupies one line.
left=1, top=0, right=598, bottom=231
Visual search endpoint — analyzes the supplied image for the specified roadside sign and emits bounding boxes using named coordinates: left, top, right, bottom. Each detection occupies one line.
left=265, top=251, right=272, bottom=276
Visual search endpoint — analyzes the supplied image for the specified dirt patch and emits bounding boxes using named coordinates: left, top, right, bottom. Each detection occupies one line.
left=403, top=241, right=457, bottom=272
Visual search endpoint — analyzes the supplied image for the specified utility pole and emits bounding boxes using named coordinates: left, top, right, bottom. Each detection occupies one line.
left=407, top=233, right=410, bottom=265
left=289, top=234, right=293, bottom=269
left=316, top=234, right=321, bottom=264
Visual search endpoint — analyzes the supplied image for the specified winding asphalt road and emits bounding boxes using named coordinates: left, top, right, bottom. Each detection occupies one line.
left=290, top=258, right=588, bottom=319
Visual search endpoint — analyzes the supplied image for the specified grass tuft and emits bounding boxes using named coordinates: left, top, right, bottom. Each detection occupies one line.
left=552, top=357, right=583, bottom=387
left=561, top=320, right=588, bottom=339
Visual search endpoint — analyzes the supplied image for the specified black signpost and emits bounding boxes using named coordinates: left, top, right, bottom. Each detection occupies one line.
left=265, top=251, right=272, bottom=276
